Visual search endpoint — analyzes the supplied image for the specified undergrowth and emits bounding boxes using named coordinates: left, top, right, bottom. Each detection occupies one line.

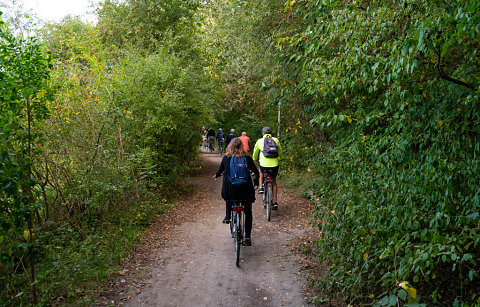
left=1, top=196, right=171, bottom=306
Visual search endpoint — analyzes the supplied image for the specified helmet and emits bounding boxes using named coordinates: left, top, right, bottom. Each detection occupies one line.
left=230, top=129, right=235, bottom=134
left=219, top=128, right=222, bottom=131
left=262, top=127, right=272, bottom=134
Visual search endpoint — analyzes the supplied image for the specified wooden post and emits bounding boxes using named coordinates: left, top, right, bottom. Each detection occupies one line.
left=277, top=101, right=281, bottom=138
left=26, top=97, right=37, bottom=304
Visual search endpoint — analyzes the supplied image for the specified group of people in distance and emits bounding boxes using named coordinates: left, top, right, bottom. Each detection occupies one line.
left=203, top=127, right=251, bottom=152
left=212, top=127, right=282, bottom=246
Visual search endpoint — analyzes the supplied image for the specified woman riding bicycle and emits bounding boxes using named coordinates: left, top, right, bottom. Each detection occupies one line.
left=213, top=138, right=259, bottom=246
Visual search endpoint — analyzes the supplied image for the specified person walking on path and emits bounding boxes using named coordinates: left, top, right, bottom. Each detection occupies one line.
left=225, top=129, right=236, bottom=148
left=214, top=138, right=259, bottom=246
left=238, top=132, right=251, bottom=153
left=252, top=127, right=283, bottom=210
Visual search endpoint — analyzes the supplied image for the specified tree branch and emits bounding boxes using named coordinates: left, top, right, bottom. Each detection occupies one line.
left=435, top=43, right=476, bottom=90
left=438, top=72, right=476, bottom=90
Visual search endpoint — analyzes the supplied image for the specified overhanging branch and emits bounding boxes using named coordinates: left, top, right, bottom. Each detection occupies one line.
left=438, top=72, right=476, bottom=90
left=435, top=42, right=476, bottom=91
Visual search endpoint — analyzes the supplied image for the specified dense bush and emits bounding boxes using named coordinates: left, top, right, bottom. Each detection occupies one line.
left=1, top=3, right=217, bottom=303
left=0, top=12, right=53, bottom=304
left=277, top=0, right=480, bottom=305
left=103, top=49, right=213, bottom=188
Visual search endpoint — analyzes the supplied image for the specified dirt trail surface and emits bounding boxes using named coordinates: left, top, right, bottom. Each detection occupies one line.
left=97, top=153, right=316, bottom=306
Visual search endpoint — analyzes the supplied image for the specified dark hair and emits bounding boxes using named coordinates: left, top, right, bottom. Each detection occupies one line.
left=226, top=138, right=246, bottom=157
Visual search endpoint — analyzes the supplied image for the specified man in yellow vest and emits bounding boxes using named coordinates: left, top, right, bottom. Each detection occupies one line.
left=252, top=127, right=283, bottom=210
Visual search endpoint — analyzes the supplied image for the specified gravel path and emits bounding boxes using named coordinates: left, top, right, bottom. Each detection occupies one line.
left=98, top=152, right=315, bottom=306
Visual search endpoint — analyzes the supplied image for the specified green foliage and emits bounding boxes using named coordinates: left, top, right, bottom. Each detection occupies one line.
left=5, top=0, right=480, bottom=305
left=1, top=2, right=217, bottom=303
left=97, top=0, right=200, bottom=53
left=277, top=0, right=480, bottom=305
left=104, top=48, right=214, bottom=188
left=198, top=0, right=286, bottom=131
left=31, top=200, right=167, bottom=305
left=0, top=10, right=52, bottom=304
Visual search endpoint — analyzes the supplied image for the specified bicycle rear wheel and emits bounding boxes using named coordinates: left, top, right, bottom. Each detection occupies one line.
left=230, top=214, right=234, bottom=239
left=234, top=212, right=242, bottom=267
left=266, top=184, right=272, bottom=221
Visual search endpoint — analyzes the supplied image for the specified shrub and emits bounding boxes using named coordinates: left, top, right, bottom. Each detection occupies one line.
left=277, top=0, right=480, bottom=305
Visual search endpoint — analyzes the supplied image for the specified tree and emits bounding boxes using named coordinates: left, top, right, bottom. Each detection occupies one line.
left=0, top=11, right=52, bottom=304
left=96, top=0, right=200, bottom=53
left=276, top=0, right=480, bottom=304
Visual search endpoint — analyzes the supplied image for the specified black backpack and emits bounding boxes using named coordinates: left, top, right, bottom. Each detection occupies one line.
left=263, top=136, right=279, bottom=158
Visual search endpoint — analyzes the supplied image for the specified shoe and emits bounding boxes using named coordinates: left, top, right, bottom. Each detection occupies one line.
left=243, top=238, right=251, bottom=246
left=222, top=218, right=230, bottom=224
left=258, top=187, right=264, bottom=194
left=272, top=202, right=278, bottom=210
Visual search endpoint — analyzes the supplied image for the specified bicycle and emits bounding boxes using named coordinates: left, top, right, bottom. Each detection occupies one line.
left=208, top=138, right=214, bottom=153
left=218, top=140, right=224, bottom=155
left=230, top=202, right=245, bottom=267
left=202, top=137, right=208, bottom=150
left=262, top=170, right=275, bottom=221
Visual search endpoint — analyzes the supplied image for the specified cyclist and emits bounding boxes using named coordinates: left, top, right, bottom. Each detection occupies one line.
left=238, top=132, right=251, bottom=153
left=213, top=138, right=259, bottom=246
left=217, top=128, right=225, bottom=152
left=206, top=128, right=216, bottom=151
left=252, top=127, right=283, bottom=210
left=201, top=127, right=208, bottom=148
left=225, top=129, right=236, bottom=148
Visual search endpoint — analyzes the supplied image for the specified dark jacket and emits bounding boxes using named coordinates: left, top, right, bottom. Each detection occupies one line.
left=215, top=155, right=259, bottom=203
left=217, top=131, right=225, bottom=141
left=225, top=134, right=236, bottom=147
left=206, top=129, right=215, bottom=137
